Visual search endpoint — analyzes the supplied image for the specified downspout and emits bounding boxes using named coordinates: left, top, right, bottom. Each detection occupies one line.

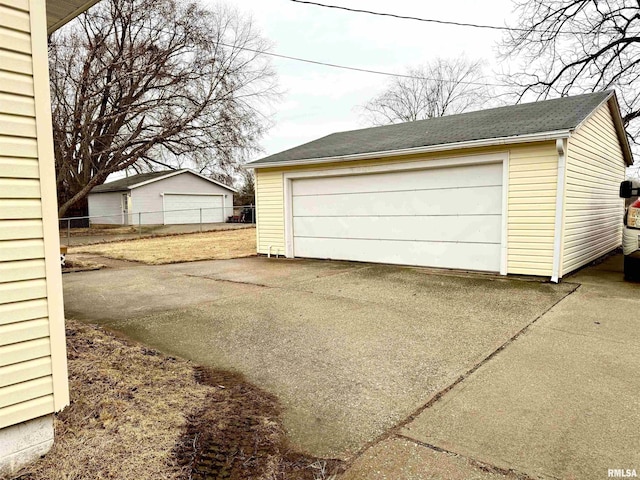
left=551, top=138, right=567, bottom=283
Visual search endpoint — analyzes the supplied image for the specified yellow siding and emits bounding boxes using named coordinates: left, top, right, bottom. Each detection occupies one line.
left=562, top=102, right=625, bottom=276
left=255, top=169, right=285, bottom=255
left=255, top=142, right=559, bottom=276
left=0, top=0, right=68, bottom=429
left=508, top=142, right=558, bottom=276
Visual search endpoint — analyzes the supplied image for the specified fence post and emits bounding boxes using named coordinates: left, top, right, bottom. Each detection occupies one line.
left=199, top=208, right=202, bottom=232
left=138, top=212, right=142, bottom=238
left=67, top=219, right=71, bottom=246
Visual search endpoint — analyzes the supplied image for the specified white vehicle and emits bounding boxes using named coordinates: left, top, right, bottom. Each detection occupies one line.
left=620, top=180, right=640, bottom=280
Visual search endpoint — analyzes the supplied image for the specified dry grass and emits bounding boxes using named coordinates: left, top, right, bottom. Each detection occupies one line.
left=63, top=257, right=106, bottom=270
left=69, top=228, right=256, bottom=264
left=61, top=225, right=161, bottom=236
left=18, top=319, right=211, bottom=480
left=17, top=320, right=344, bottom=480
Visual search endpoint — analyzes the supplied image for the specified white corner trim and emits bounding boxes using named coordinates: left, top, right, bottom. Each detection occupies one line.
left=30, top=0, right=70, bottom=412
left=500, top=152, right=510, bottom=276
left=283, top=175, right=294, bottom=258
left=248, top=130, right=570, bottom=170
left=551, top=138, right=567, bottom=283
left=282, top=152, right=509, bottom=274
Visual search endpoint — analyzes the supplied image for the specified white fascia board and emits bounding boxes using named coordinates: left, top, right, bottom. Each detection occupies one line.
left=247, top=129, right=571, bottom=170
left=569, top=92, right=632, bottom=166
left=185, top=170, right=238, bottom=192
left=129, top=169, right=238, bottom=193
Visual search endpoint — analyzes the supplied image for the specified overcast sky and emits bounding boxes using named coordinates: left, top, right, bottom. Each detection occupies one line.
left=202, top=0, right=517, bottom=161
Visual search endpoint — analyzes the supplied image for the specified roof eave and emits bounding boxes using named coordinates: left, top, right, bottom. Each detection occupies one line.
left=47, top=0, right=103, bottom=34
left=247, top=129, right=572, bottom=170
left=608, top=94, right=634, bottom=166
left=128, top=169, right=238, bottom=192
left=90, top=187, right=128, bottom=194
left=568, top=91, right=633, bottom=166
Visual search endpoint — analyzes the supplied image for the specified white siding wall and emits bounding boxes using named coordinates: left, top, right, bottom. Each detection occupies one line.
left=562, top=102, right=626, bottom=276
left=131, top=172, right=234, bottom=225
left=87, top=191, right=125, bottom=225
left=0, top=0, right=68, bottom=430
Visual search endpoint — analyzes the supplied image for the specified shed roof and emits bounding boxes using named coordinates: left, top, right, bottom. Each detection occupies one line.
left=249, top=91, right=632, bottom=168
left=91, top=169, right=237, bottom=193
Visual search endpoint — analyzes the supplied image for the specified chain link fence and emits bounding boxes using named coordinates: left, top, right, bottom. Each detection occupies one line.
left=59, top=205, right=255, bottom=246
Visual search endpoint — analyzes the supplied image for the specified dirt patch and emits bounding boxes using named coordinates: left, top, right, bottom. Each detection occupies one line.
left=175, top=367, right=345, bottom=480
left=62, top=256, right=106, bottom=272
left=65, top=253, right=143, bottom=270
left=69, top=228, right=256, bottom=264
left=17, top=320, right=209, bottom=480
left=17, top=320, right=343, bottom=480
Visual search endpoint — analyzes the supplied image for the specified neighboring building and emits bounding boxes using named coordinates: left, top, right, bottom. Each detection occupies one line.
left=0, top=0, right=102, bottom=476
left=87, top=169, right=236, bottom=225
left=248, top=91, right=633, bottom=282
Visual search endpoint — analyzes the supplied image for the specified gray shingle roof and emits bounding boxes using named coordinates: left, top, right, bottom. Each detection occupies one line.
left=91, top=170, right=183, bottom=193
left=249, top=91, right=614, bottom=167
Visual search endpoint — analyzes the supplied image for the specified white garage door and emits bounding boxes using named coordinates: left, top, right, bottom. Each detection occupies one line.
left=291, top=162, right=503, bottom=272
left=164, top=194, right=223, bottom=224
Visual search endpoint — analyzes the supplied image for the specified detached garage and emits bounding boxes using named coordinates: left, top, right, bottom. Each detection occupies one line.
left=88, top=169, right=236, bottom=225
left=248, top=91, right=633, bottom=281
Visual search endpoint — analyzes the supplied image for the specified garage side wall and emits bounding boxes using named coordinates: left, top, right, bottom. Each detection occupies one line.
left=0, top=0, right=68, bottom=441
left=132, top=173, right=234, bottom=225
left=255, top=142, right=559, bottom=276
left=507, top=142, right=558, bottom=277
left=562, top=102, right=625, bottom=276
left=88, top=192, right=124, bottom=225
left=255, top=170, right=285, bottom=255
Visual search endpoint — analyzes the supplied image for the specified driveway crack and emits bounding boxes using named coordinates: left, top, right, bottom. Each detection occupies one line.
left=344, top=282, right=581, bottom=474
left=394, top=434, right=552, bottom=480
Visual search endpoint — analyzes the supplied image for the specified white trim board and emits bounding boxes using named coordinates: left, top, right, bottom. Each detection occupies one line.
left=283, top=152, right=509, bottom=275
left=250, top=130, right=569, bottom=170
left=130, top=170, right=237, bottom=192
left=551, top=139, right=567, bottom=283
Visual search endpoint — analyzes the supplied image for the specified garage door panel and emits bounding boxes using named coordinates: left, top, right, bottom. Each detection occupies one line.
left=293, top=215, right=502, bottom=243
left=291, top=162, right=503, bottom=272
left=164, top=195, right=223, bottom=224
left=293, top=186, right=502, bottom=218
left=294, top=237, right=501, bottom=272
left=292, top=163, right=502, bottom=196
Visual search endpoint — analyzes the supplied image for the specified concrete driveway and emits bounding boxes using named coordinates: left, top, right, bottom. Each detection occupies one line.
left=63, top=257, right=574, bottom=461
left=346, top=254, right=640, bottom=480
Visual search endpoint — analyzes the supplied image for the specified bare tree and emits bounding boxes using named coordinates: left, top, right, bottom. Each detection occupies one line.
left=234, top=169, right=255, bottom=207
left=50, top=0, right=278, bottom=217
left=500, top=0, right=640, bottom=142
left=359, top=57, right=491, bottom=126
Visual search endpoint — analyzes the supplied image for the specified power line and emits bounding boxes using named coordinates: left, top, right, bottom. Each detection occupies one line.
left=216, top=42, right=508, bottom=88
left=289, top=0, right=521, bottom=31
left=289, top=0, right=582, bottom=35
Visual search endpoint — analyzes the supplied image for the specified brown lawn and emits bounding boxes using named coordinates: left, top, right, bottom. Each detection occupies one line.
left=18, top=320, right=343, bottom=480
left=69, top=227, right=256, bottom=264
